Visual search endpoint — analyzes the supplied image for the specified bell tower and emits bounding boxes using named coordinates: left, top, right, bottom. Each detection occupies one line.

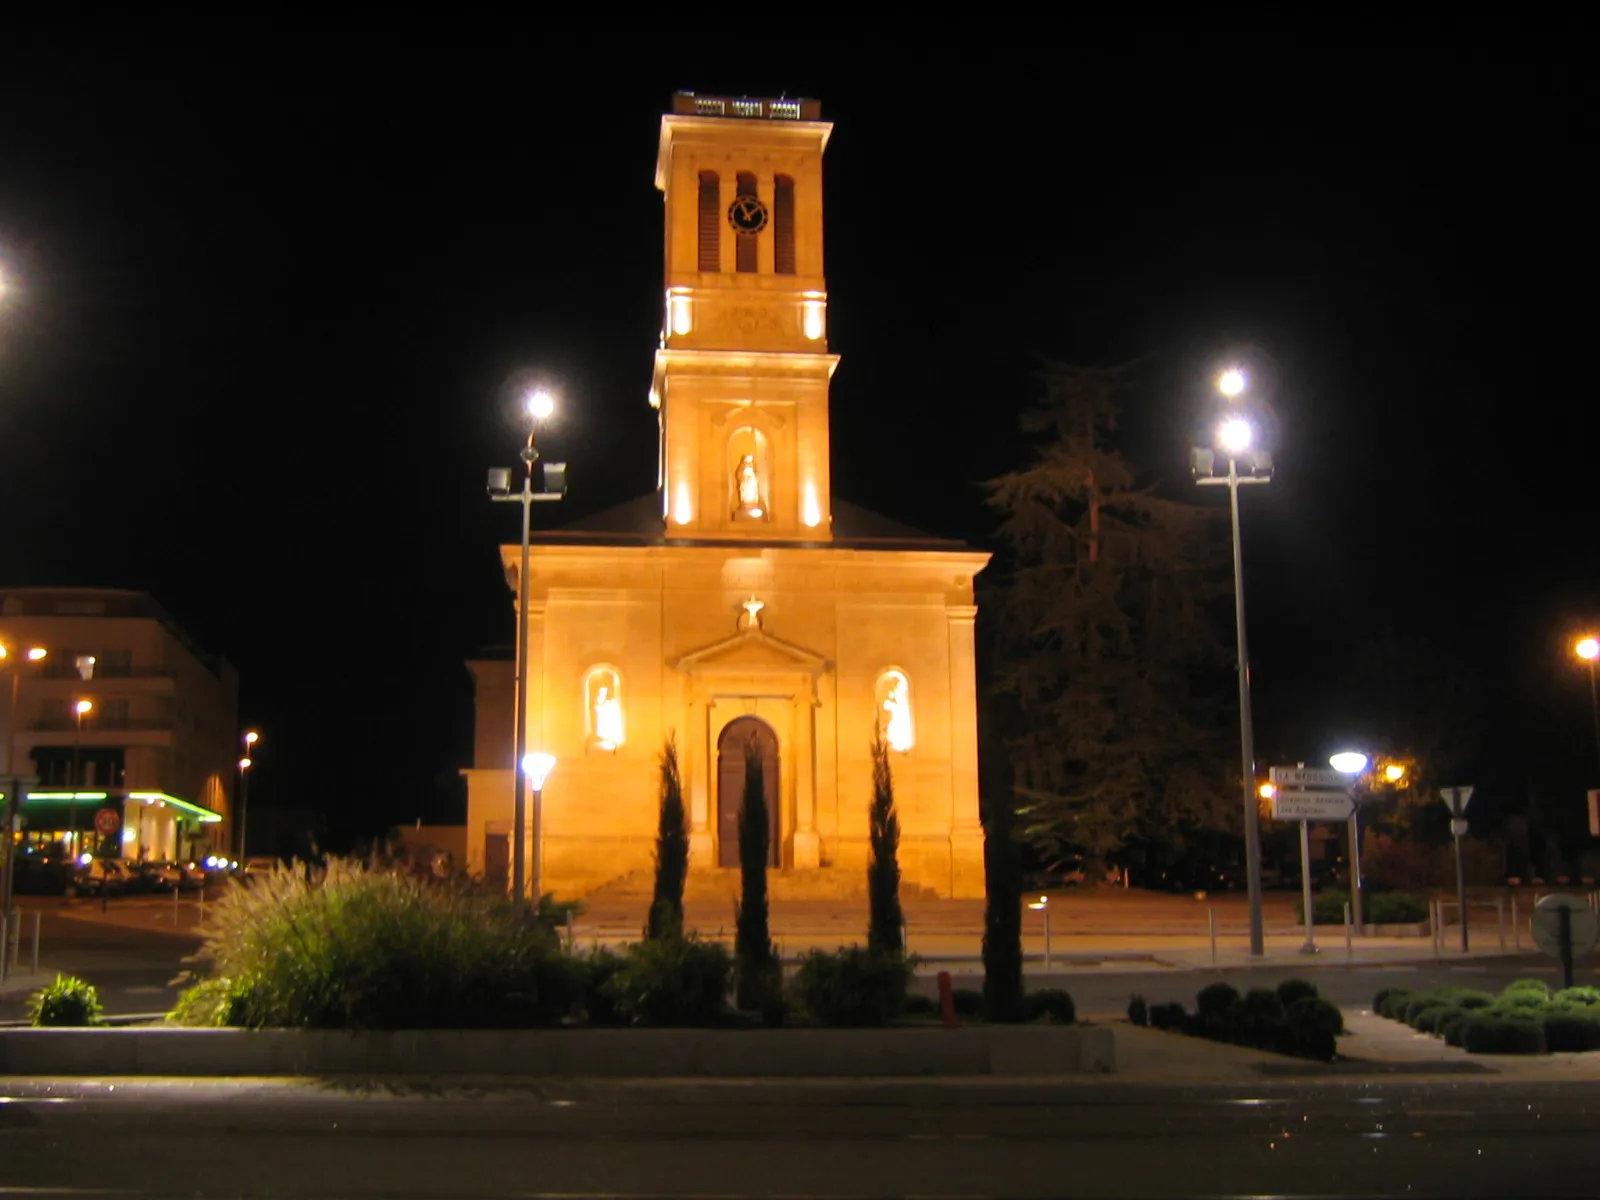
left=651, top=92, right=837, bottom=541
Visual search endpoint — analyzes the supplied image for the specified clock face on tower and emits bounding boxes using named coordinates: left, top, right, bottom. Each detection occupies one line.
left=727, top=194, right=769, bottom=235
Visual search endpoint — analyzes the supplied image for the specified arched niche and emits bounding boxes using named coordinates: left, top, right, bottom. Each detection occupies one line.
left=583, top=664, right=625, bottom=752
left=875, top=668, right=915, bottom=753
left=728, top=425, right=772, bottom=522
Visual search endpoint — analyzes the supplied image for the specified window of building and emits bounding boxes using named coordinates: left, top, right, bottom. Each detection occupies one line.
left=773, top=174, right=796, bottom=275
left=583, top=665, right=625, bottom=752
left=697, top=171, right=720, bottom=272
left=876, top=669, right=914, bottom=752
left=727, top=426, right=771, bottom=521
left=735, top=172, right=758, bottom=273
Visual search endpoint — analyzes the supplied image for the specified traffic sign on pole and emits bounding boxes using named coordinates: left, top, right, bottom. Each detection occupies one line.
left=1272, top=790, right=1356, bottom=822
left=1531, top=894, right=1600, bottom=988
left=1440, top=786, right=1475, bottom=817
left=1270, top=767, right=1348, bottom=789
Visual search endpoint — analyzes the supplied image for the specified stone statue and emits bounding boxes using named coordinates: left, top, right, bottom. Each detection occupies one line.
left=735, top=454, right=762, bottom=515
left=881, top=675, right=913, bottom=751
left=593, top=682, right=623, bottom=749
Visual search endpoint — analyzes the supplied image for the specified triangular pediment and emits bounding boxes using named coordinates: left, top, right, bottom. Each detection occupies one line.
left=673, top=628, right=828, bottom=675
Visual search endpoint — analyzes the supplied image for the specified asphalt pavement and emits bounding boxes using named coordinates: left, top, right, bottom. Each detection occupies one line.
left=1, top=1076, right=1597, bottom=1197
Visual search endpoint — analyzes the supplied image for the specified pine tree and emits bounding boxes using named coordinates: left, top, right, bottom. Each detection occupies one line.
left=646, top=735, right=688, bottom=940
left=981, top=732, right=1026, bottom=1022
left=734, top=739, right=776, bottom=1011
left=986, top=359, right=1232, bottom=864
left=867, top=729, right=905, bottom=957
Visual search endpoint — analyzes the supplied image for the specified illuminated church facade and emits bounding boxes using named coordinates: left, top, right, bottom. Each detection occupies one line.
left=462, top=93, right=989, bottom=900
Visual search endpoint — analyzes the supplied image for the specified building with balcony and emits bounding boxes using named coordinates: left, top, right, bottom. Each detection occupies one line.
left=0, top=587, right=238, bottom=862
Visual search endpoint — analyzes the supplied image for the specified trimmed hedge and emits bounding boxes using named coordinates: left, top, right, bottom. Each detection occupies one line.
left=1300, top=890, right=1428, bottom=925
left=1373, top=978, right=1600, bottom=1055
left=1461, top=1014, right=1546, bottom=1055
left=1139, top=980, right=1343, bottom=1061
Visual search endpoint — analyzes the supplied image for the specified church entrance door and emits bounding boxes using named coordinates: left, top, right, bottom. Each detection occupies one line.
left=716, top=716, right=779, bottom=868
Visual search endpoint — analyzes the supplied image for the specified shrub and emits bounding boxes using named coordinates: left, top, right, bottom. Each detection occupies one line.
left=1127, top=994, right=1149, bottom=1027
left=604, top=936, right=732, bottom=1027
left=1277, top=979, right=1319, bottom=1008
left=867, top=731, right=906, bottom=957
left=1440, top=1009, right=1474, bottom=1047
left=1412, top=1004, right=1464, bottom=1035
left=28, top=975, right=103, bottom=1027
left=646, top=737, right=689, bottom=942
left=1196, top=982, right=1240, bottom=1019
left=791, top=947, right=912, bottom=1027
left=1028, top=988, right=1076, bottom=1025
left=1286, top=996, right=1344, bottom=1060
left=168, top=976, right=235, bottom=1027
left=904, top=994, right=938, bottom=1018
left=1493, top=992, right=1550, bottom=1013
left=1461, top=1014, right=1547, bottom=1055
left=1454, top=991, right=1496, bottom=1010
left=1555, top=986, right=1600, bottom=1008
left=1231, top=989, right=1286, bottom=1045
left=197, top=859, right=581, bottom=1029
left=1403, top=993, right=1447, bottom=1025
left=951, top=988, right=984, bottom=1019
left=1543, top=1012, right=1600, bottom=1053
left=1149, top=1001, right=1188, bottom=1032
left=1300, top=890, right=1428, bottom=925
left=1374, top=988, right=1412, bottom=1019
left=1501, top=979, right=1551, bottom=1001
left=582, top=948, right=629, bottom=1027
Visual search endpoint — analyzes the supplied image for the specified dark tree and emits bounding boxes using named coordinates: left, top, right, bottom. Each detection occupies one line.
left=867, top=730, right=905, bottom=957
left=734, top=740, right=776, bottom=1011
left=646, top=735, right=689, bottom=940
left=985, top=359, right=1232, bottom=862
left=982, top=775, right=1027, bottom=1023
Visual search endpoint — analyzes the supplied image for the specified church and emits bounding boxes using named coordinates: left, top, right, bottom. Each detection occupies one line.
left=461, top=93, right=989, bottom=900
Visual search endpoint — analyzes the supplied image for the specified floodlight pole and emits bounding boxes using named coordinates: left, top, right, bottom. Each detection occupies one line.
left=490, top=436, right=566, bottom=908
left=1196, top=451, right=1272, bottom=957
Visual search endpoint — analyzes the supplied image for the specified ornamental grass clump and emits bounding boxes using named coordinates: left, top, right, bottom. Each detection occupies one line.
left=28, top=975, right=103, bottom=1027
left=181, top=858, right=581, bottom=1029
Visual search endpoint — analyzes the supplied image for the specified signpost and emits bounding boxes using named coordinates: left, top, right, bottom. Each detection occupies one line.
left=1440, top=786, right=1474, bottom=952
left=1531, top=894, right=1600, bottom=989
left=1269, top=767, right=1357, bottom=955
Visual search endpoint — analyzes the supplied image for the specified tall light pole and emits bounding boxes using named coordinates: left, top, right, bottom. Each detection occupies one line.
left=1575, top=636, right=1600, bottom=776
left=1330, top=750, right=1370, bottom=932
left=488, top=389, right=566, bottom=905
left=238, top=730, right=259, bottom=860
left=0, top=644, right=49, bottom=985
left=1192, top=367, right=1273, bottom=956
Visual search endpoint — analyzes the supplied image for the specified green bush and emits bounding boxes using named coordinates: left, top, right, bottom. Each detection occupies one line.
left=197, top=859, right=582, bottom=1029
left=791, top=947, right=912, bottom=1027
left=1412, top=1004, right=1464, bottom=1035
left=1543, top=1011, right=1600, bottom=1053
left=1374, top=988, right=1412, bottom=1019
left=1461, top=1014, right=1547, bottom=1055
left=1149, top=1001, right=1188, bottom=1032
left=1276, top=979, right=1319, bottom=1008
left=604, top=936, right=732, bottom=1027
left=1028, top=988, right=1076, bottom=1025
left=1403, top=993, right=1445, bottom=1024
left=951, top=988, right=984, bottom=1018
left=904, top=993, right=938, bottom=1018
left=28, top=975, right=103, bottom=1027
left=1196, top=982, right=1240, bottom=1019
left=1232, top=989, right=1286, bottom=1045
left=582, top=948, right=629, bottom=1027
left=1555, top=986, right=1600, bottom=1008
left=1127, top=994, right=1149, bottom=1027
left=1286, top=996, right=1344, bottom=1060
left=1300, top=890, right=1428, bottom=925
left=1493, top=992, right=1550, bottom=1013
left=1440, top=1009, right=1474, bottom=1047
left=1501, top=979, right=1551, bottom=1001
left=168, top=976, right=232, bottom=1027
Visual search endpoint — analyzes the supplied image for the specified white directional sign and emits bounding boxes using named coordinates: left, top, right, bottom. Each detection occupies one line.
left=1440, top=786, right=1474, bottom=816
left=1531, top=894, right=1600, bottom=959
left=1269, top=767, right=1349, bottom=789
left=1272, top=789, right=1356, bottom=822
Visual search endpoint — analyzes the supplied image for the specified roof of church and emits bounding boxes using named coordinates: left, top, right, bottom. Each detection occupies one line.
left=528, top=492, right=974, bottom=552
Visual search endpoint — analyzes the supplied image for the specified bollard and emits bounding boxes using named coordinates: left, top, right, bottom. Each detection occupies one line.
left=1042, top=908, right=1052, bottom=974
left=1208, top=908, right=1217, bottom=966
left=1497, top=898, right=1506, bottom=955
left=1512, top=896, right=1520, bottom=952
left=174, top=884, right=181, bottom=922
left=29, top=910, right=40, bottom=974
left=1345, top=902, right=1353, bottom=965
left=197, top=887, right=204, bottom=928
left=1431, top=900, right=1441, bottom=958
left=7, top=909, right=19, bottom=970
left=937, top=970, right=957, bottom=1029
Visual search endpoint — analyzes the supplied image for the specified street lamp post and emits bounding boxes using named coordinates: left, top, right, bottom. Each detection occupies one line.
left=1576, top=637, right=1600, bottom=776
left=238, top=731, right=258, bottom=861
left=1330, top=751, right=1371, bottom=934
left=1193, top=369, right=1273, bottom=957
left=522, top=752, right=557, bottom=907
left=488, top=390, right=566, bottom=906
left=0, top=644, right=49, bottom=984
left=70, top=699, right=93, bottom=857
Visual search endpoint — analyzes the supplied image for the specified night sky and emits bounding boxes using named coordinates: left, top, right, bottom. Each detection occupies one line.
left=1, top=31, right=1589, bottom=848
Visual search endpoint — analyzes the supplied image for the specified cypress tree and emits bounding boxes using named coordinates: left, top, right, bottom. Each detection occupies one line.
left=734, top=739, right=776, bottom=1010
left=982, top=784, right=1027, bottom=1022
left=646, top=735, right=688, bottom=940
left=867, top=730, right=905, bottom=957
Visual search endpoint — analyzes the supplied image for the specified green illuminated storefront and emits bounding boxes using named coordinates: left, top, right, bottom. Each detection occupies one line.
left=4, top=789, right=222, bottom=862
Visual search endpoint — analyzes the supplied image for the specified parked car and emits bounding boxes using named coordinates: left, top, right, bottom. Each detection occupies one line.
left=243, top=855, right=279, bottom=876
left=70, top=857, right=132, bottom=898
left=9, top=854, right=77, bottom=896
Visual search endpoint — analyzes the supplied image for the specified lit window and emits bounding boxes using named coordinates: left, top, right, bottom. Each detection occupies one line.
left=876, top=670, right=914, bottom=752
left=584, top=666, right=625, bottom=751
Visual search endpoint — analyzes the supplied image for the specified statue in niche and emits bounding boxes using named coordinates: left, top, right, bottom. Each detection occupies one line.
left=592, top=679, right=623, bottom=750
left=734, top=454, right=765, bottom=518
left=881, top=674, right=913, bottom=752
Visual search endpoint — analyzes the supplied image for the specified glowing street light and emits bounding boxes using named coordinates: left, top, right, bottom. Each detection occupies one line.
left=522, top=752, right=557, bottom=901
left=1384, top=763, right=1407, bottom=783
left=1575, top=635, right=1600, bottom=776
left=1329, top=750, right=1372, bottom=933
left=0, top=642, right=51, bottom=983
left=489, top=387, right=569, bottom=906
left=1192, top=367, right=1275, bottom=957
left=1329, top=751, right=1369, bottom=775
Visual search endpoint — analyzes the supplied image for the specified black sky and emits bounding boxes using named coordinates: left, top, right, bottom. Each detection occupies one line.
left=0, top=28, right=1591, bottom=845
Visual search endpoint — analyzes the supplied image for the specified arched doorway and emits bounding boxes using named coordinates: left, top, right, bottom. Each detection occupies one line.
left=716, top=716, right=779, bottom=868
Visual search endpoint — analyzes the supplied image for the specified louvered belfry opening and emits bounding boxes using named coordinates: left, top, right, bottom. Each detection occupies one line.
left=735, top=171, right=758, bottom=273
left=697, top=171, right=720, bottom=272
left=773, top=174, right=796, bottom=275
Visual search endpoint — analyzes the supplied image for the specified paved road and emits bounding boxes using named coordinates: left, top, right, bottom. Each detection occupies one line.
left=0, top=903, right=200, bottom=1020
left=0, top=1076, right=1595, bottom=1197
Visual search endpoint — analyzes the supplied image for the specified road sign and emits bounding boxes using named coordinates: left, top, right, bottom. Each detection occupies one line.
left=1270, top=766, right=1348, bottom=789
left=1531, top=895, right=1600, bottom=985
left=1439, top=786, right=1474, bottom=816
left=1272, top=790, right=1356, bottom=822
left=1450, top=818, right=1469, bottom=838
left=93, top=808, right=120, bottom=836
